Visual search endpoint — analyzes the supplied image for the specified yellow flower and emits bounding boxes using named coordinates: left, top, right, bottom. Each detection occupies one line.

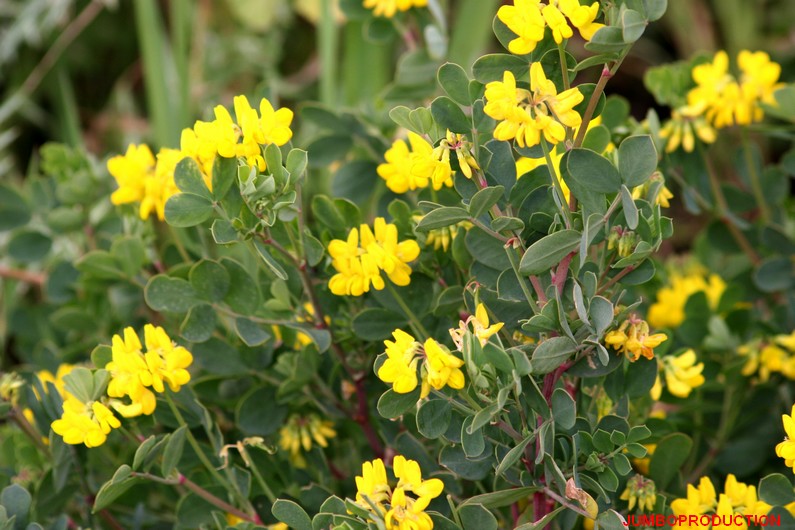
left=378, top=134, right=435, bottom=193
left=278, top=413, right=336, bottom=468
left=413, top=215, right=471, bottom=252
left=739, top=338, right=795, bottom=382
left=647, top=270, right=726, bottom=329
left=485, top=65, right=583, bottom=149
left=631, top=172, right=674, bottom=208
left=142, top=324, right=193, bottom=393
left=660, top=349, right=705, bottom=399
left=620, top=474, right=657, bottom=512
left=724, top=475, right=770, bottom=517
left=435, top=130, right=480, bottom=179
left=328, top=218, right=420, bottom=297
left=423, top=338, right=465, bottom=396
left=105, top=327, right=156, bottom=417
left=385, top=486, right=434, bottom=530
left=450, top=303, right=505, bottom=350
left=355, top=458, right=391, bottom=512
left=35, top=364, right=75, bottom=399
left=605, top=316, right=667, bottom=362
left=108, top=144, right=184, bottom=220
left=671, top=476, right=717, bottom=517
left=378, top=330, right=421, bottom=394
left=687, top=50, right=784, bottom=129
left=660, top=105, right=717, bottom=153
left=776, top=404, right=795, bottom=469
left=51, top=395, right=121, bottom=448
left=355, top=456, right=442, bottom=530
left=409, top=133, right=455, bottom=190
left=497, top=0, right=603, bottom=54
left=363, top=0, right=427, bottom=18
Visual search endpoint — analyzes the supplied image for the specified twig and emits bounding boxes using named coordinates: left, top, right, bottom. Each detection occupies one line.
left=0, top=266, right=46, bottom=286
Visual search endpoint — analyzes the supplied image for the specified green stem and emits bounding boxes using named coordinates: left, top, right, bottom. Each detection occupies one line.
left=540, top=137, right=572, bottom=229
left=164, top=392, right=251, bottom=511
left=505, top=246, right=540, bottom=313
left=319, top=0, right=338, bottom=106
left=387, top=282, right=430, bottom=339
left=241, top=447, right=277, bottom=503
left=740, top=129, right=771, bottom=224
left=557, top=43, right=571, bottom=91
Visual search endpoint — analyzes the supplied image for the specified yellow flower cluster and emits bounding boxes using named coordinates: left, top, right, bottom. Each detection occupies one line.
left=378, top=132, right=453, bottom=193
left=108, top=144, right=182, bottom=220
left=327, top=218, right=420, bottom=296
left=498, top=0, right=604, bottom=55
left=647, top=269, right=726, bottom=329
left=378, top=330, right=465, bottom=398
left=363, top=0, right=427, bottom=18
left=740, top=331, right=795, bottom=383
left=671, top=475, right=772, bottom=529
left=51, top=325, right=193, bottom=448
left=278, top=413, right=336, bottom=468
left=687, top=50, right=784, bottom=129
left=620, top=474, right=657, bottom=512
left=651, top=349, right=705, bottom=399
left=355, top=456, right=443, bottom=530
left=52, top=396, right=121, bottom=448
left=108, top=95, right=293, bottom=220
left=484, top=64, right=583, bottom=148
left=105, top=325, right=193, bottom=418
left=604, top=316, right=667, bottom=362
left=631, top=172, right=674, bottom=208
left=659, top=106, right=717, bottom=153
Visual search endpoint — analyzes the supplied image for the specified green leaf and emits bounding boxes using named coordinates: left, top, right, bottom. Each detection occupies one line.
left=8, top=230, right=51, bottom=262
left=1, top=484, right=31, bottom=527
left=416, top=399, right=452, bottom=439
left=236, top=386, right=287, bottom=436
left=332, top=161, right=379, bottom=205
left=416, top=207, right=471, bottom=231
left=145, top=275, right=200, bottom=313
left=174, top=157, right=211, bottom=199
left=161, top=425, right=187, bottom=477
left=62, top=367, right=95, bottom=403
left=496, top=435, right=535, bottom=478
left=532, top=337, right=577, bottom=374
left=307, top=135, right=353, bottom=167
left=311, top=195, right=346, bottom=233
left=582, top=124, right=612, bottom=154
left=566, top=148, right=621, bottom=194
left=164, top=193, right=214, bottom=227
left=235, top=318, right=272, bottom=347
left=132, top=435, right=158, bottom=471
left=458, top=504, right=497, bottom=530
left=377, top=388, right=420, bottom=418
left=463, top=488, right=542, bottom=509
left=352, top=308, right=408, bottom=341
left=286, top=148, right=309, bottom=185
left=431, top=96, right=471, bottom=134
left=210, top=219, right=237, bottom=245
left=438, top=62, right=471, bottom=106
left=618, top=135, right=657, bottom=187
left=585, top=26, right=626, bottom=54
left=468, top=186, right=504, bottom=219
left=492, top=217, right=524, bottom=232
left=189, top=260, right=230, bottom=302
left=620, top=185, right=639, bottom=230
left=110, top=236, right=147, bottom=278
left=759, top=474, right=795, bottom=506
left=472, top=53, right=530, bottom=84
left=590, top=296, right=614, bottom=336
left=93, top=465, right=140, bottom=512
left=753, top=257, right=794, bottom=293
left=643, top=0, right=667, bottom=20
left=91, top=345, right=112, bottom=368
left=519, top=230, right=581, bottom=275
left=75, top=251, right=125, bottom=280
left=272, top=499, right=312, bottom=530
left=627, top=425, right=651, bottom=443
left=253, top=240, right=289, bottom=280
left=264, top=143, right=284, bottom=184
left=515, top=506, right=566, bottom=530
left=649, top=433, right=693, bottom=491
left=212, top=155, right=237, bottom=200
left=622, top=9, right=647, bottom=43
left=551, top=388, right=576, bottom=429
left=221, top=258, right=260, bottom=314
left=0, top=184, right=31, bottom=231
